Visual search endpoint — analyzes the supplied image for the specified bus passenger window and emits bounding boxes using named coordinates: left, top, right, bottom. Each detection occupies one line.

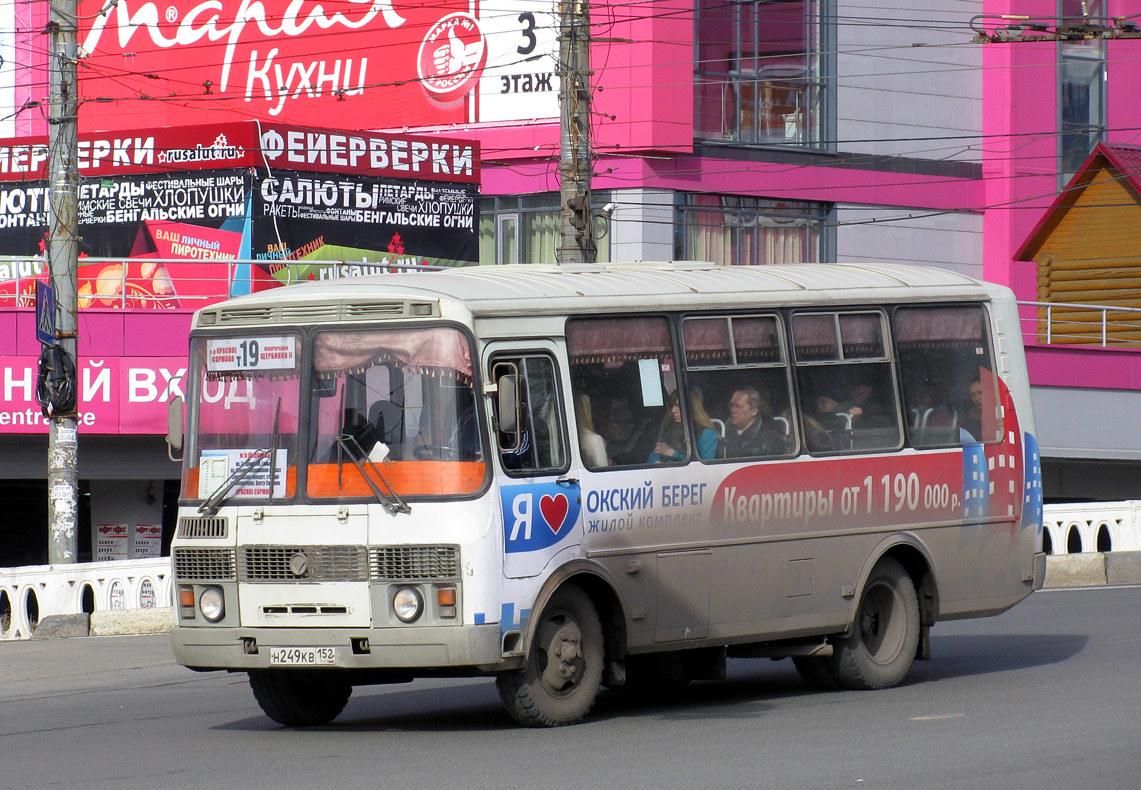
left=895, top=306, right=1002, bottom=447
left=567, top=317, right=677, bottom=468
left=683, top=314, right=796, bottom=460
left=792, top=311, right=902, bottom=453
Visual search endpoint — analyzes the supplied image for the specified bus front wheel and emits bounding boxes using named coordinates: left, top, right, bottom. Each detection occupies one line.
left=829, top=557, right=920, bottom=690
left=496, top=585, right=604, bottom=727
left=249, top=669, right=352, bottom=727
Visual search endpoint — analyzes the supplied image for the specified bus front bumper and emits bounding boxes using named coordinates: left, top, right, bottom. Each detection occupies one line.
left=172, top=623, right=505, bottom=674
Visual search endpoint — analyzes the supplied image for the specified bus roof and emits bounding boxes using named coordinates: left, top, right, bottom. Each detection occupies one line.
left=195, top=262, right=1005, bottom=328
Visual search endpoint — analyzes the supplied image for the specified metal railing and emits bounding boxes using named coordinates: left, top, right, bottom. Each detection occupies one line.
left=1018, top=300, right=1141, bottom=348
left=0, top=256, right=446, bottom=310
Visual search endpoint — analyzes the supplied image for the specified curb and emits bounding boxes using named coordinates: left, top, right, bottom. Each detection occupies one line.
left=1044, top=551, right=1141, bottom=588
left=31, top=608, right=173, bottom=639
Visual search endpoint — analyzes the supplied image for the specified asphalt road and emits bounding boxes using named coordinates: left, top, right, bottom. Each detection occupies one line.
left=1, top=585, right=1138, bottom=790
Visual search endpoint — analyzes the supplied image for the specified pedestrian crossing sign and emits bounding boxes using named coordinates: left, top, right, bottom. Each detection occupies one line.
left=36, top=280, right=55, bottom=345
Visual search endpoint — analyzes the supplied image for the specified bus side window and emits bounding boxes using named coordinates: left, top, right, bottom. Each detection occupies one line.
left=895, top=305, right=1002, bottom=447
left=792, top=311, right=902, bottom=454
left=567, top=316, right=677, bottom=468
left=682, top=314, right=796, bottom=460
left=491, top=355, right=568, bottom=475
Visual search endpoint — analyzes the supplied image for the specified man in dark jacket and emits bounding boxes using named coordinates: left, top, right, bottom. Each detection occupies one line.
left=724, top=386, right=785, bottom=458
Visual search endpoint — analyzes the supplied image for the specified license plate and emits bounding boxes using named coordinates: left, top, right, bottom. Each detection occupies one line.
left=268, top=646, right=336, bottom=666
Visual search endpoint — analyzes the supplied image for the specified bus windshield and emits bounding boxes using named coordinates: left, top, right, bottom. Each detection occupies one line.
left=184, top=326, right=486, bottom=505
left=306, top=326, right=485, bottom=499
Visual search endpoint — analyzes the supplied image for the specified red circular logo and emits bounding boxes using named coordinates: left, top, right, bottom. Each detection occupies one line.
left=417, top=13, right=487, bottom=102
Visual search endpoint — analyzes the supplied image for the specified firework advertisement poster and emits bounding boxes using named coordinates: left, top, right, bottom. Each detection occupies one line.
left=0, top=122, right=480, bottom=309
left=252, top=172, right=477, bottom=284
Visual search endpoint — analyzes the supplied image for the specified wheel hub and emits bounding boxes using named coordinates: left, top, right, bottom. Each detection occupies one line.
left=538, top=615, right=584, bottom=694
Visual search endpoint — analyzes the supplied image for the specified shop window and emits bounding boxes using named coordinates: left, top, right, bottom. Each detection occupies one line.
left=479, top=194, right=611, bottom=264
left=695, top=0, right=828, bottom=149
left=675, top=193, right=828, bottom=266
left=1059, top=0, right=1106, bottom=184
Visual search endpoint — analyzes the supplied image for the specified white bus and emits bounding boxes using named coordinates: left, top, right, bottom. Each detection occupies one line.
left=169, top=262, right=1046, bottom=727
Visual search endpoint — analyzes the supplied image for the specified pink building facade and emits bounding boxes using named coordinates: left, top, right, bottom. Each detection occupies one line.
left=2, top=1, right=1140, bottom=563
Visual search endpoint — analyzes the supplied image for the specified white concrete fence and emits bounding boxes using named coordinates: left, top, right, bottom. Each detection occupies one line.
left=0, top=557, right=171, bottom=640
left=1042, top=501, right=1141, bottom=554
left=1, top=502, right=1139, bottom=641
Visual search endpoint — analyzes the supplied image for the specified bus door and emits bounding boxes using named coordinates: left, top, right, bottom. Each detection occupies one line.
left=486, top=343, right=581, bottom=579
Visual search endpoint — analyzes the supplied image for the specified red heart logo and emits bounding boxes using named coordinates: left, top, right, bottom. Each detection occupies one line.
left=539, top=494, right=569, bottom=534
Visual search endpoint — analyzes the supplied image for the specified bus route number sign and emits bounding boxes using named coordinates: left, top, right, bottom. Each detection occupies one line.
left=207, top=336, right=297, bottom=372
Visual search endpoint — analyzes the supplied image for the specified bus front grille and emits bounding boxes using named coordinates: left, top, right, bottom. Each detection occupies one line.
left=371, top=545, right=460, bottom=581
left=173, top=547, right=236, bottom=581
left=238, top=545, right=369, bottom=583
left=177, top=516, right=228, bottom=539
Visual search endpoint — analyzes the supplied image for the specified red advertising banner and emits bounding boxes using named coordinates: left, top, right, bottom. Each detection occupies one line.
left=1, top=356, right=186, bottom=434
left=75, top=0, right=484, bottom=131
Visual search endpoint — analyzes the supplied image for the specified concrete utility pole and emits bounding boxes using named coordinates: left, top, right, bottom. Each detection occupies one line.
left=45, top=0, right=80, bottom=563
left=556, top=0, right=596, bottom=264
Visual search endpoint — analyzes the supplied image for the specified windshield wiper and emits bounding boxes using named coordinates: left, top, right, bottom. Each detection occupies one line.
left=200, top=399, right=282, bottom=515
left=198, top=448, right=273, bottom=516
left=267, top=398, right=281, bottom=502
left=334, top=433, right=411, bottom=515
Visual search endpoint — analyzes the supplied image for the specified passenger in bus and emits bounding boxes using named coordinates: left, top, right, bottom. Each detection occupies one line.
left=828, top=380, right=891, bottom=429
left=723, top=386, right=785, bottom=458
left=802, top=397, right=835, bottom=452
left=575, top=393, right=609, bottom=467
left=814, top=393, right=855, bottom=432
left=960, top=378, right=984, bottom=443
left=649, top=390, right=718, bottom=463
left=597, top=397, right=659, bottom=466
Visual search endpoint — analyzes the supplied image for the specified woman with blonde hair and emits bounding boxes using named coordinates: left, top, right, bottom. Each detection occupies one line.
left=575, top=392, right=609, bottom=467
left=649, top=389, right=719, bottom=462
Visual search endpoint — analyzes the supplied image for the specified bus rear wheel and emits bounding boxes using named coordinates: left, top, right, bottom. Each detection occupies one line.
left=249, top=670, right=352, bottom=727
left=496, top=585, right=604, bottom=727
left=829, top=557, right=919, bottom=690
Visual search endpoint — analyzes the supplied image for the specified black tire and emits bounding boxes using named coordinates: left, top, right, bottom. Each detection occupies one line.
left=792, top=656, right=841, bottom=691
left=496, top=586, right=604, bottom=727
left=829, top=557, right=920, bottom=690
left=248, top=670, right=352, bottom=727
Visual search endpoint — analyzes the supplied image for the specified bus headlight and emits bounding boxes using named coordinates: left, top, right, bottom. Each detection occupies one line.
left=393, top=586, right=423, bottom=623
left=199, top=586, right=225, bottom=622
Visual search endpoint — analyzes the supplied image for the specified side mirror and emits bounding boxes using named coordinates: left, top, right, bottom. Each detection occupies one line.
left=166, top=395, right=184, bottom=461
left=497, top=374, right=518, bottom=434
